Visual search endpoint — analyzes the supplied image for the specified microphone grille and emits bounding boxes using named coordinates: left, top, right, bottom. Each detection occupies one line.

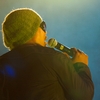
left=48, top=38, right=57, bottom=48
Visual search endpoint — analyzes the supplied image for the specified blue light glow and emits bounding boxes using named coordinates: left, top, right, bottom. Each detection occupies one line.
left=5, top=65, right=16, bottom=78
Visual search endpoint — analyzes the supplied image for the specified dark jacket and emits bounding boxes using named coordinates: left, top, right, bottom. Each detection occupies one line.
left=0, top=44, right=94, bottom=100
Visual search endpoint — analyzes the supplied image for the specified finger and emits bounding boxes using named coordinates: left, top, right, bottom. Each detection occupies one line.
left=77, top=49, right=88, bottom=57
left=70, top=48, right=78, bottom=57
left=77, top=49, right=82, bottom=53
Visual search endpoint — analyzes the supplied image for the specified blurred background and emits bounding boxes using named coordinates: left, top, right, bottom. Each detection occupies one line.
left=0, top=0, right=100, bottom=99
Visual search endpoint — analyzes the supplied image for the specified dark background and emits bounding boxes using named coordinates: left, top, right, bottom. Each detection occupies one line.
left=0, top=0, right=100, bottom=100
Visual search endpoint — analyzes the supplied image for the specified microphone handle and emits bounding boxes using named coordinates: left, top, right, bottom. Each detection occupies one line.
left=55, top=43, right=74, bottom=57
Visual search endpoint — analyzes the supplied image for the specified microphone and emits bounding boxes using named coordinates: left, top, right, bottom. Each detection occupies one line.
left=48, top=38, right=74, bottom=57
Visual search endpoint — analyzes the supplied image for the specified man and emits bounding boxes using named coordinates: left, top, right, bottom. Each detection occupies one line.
left=0, top=8, right=94, bottom=100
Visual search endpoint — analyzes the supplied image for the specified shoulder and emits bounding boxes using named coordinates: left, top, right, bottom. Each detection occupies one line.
left=40, top=46, right=70, bottom=65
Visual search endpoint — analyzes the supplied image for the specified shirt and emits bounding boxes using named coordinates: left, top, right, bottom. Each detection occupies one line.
left=0, top=44, right=94, bottom=100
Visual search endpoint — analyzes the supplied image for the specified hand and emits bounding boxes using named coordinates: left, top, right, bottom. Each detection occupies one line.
left=63, top=48, right=88, bottom=66
left=71, top=48, right=88, bottom=66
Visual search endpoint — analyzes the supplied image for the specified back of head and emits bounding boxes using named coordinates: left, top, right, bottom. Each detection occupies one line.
left=2, top=8, right=43, bottom=50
